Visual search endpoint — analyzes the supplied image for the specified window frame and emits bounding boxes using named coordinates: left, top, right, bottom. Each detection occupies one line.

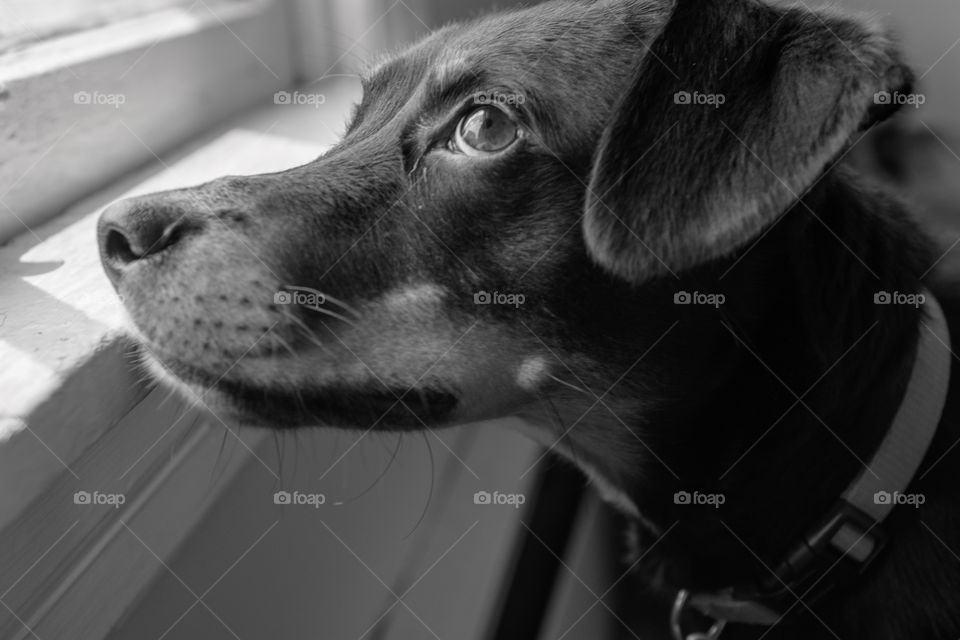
left=0, top=120, right=337, bottom=640
left=0, top=0, right=294, bottom=244
left=0, top=2, right=329, bottom=635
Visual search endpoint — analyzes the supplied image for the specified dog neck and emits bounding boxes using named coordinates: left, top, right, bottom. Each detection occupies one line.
left=626, top=167, right=941, bottom=598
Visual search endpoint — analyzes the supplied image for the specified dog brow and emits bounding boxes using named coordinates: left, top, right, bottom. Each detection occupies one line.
left=426, top=62, right=490, bottom=107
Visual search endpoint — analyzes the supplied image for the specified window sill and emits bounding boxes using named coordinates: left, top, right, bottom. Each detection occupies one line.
left=0, top=0, right=293, bottom=243
left=0, top=79, right=357, bottom=637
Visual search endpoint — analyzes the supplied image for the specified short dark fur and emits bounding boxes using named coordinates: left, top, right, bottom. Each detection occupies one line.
left=98, top=0, right=960, bottom=637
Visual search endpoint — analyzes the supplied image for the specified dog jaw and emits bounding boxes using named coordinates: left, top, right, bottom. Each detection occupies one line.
left=126, top=279, right=559, bottom=429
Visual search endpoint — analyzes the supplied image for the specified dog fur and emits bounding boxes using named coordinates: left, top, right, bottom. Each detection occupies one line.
left=98, top=0, right=960, bottom=638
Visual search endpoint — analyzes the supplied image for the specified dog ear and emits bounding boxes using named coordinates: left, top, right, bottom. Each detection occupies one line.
left=584, top=0, right=915, bottom=283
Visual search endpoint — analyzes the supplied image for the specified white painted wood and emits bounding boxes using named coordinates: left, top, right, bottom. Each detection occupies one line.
left=105, top=419, right=542, bottom=640
left=537, top=495, right=619, bottom=640
left=0, top=108, right=338, bottom=535
left=0, top=389, right=266, bottom=640
left=374, top=418, right=539, bottom=640
left=0, top=89, right=350, bottom=639
left=0, top=0, right=294, bottom=243
left=0, top=0, right=200, bottom=54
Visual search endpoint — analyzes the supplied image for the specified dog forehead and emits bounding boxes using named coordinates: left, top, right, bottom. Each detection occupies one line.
left=438, top=1, right=661, bottom=80
left=366, top=0, right=665, bottom=105
left=448, top=0, right=668, bottom=45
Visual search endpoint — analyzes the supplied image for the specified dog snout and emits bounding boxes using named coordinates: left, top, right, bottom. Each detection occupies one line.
left=97, top=197, right=196, bottom=285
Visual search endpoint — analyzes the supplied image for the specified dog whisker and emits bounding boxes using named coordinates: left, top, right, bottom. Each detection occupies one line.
left=338, top=433, right=404, bottom=505
left=536, top=391, right=581, bottom=471
left=273, top=429, right=284, bottom=487
left=547, top=374, right=589, bottom=395
left=311, top=291, right=363, bottom=320
left=281, top=284, right=363, bottom=320
left=209, top=416, right=233, bottom=489
left=279, top=310, right=312, bottom=334
left=272, top=333, right=300, bottom=360
left=281, top=312, right=336, bottom=356
left=293, top=327, right=336, bottom=357
left=302, top=304, right=360, bottom=329
left=159, top=379, right=185, bottom=407
left=403, top=431, right=435, bottom=541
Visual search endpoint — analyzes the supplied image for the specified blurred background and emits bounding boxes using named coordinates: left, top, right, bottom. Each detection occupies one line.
left=0, top=1, right=957, bottom=640
left=1, top=0, right=958, bottom=245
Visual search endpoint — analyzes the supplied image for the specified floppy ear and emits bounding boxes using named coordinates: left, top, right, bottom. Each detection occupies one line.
left=584, top=0, right=915, bottom=283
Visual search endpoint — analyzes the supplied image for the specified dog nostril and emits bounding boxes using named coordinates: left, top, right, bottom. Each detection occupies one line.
left=104, top=228, right=139, bottom=264
left=97, top=198, right=193, bottom=286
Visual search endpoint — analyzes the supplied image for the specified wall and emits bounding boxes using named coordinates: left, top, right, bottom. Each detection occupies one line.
left=836, top=0, right=960, bottom=129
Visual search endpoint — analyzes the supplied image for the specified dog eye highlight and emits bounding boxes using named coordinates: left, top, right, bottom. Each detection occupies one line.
left=450, top=106, right=519, bottom=155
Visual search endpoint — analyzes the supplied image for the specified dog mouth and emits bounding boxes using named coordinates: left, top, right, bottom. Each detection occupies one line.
left=141, top=345, right=460, bottom=429
left=213, top=379, right=460, bottom=429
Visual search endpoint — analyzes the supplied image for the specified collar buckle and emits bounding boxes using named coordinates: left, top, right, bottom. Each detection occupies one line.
left=748, top=500, right=888, bottom=614
left=671, top=589, right=726, bottom=640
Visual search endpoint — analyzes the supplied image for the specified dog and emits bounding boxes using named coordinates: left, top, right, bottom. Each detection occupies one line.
left=96, top=0, right=960, bottom=638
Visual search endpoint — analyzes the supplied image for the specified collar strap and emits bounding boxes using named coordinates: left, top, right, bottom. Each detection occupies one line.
left=673, top=290, right=952, bottom=639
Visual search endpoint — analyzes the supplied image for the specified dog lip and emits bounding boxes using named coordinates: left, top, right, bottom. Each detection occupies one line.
left=213, top=379, right=460, bottom=429
left=138, top=346, right=459, bottom=428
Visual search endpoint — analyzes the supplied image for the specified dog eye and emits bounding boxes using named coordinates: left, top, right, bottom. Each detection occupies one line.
left=451, top=107, right=519, bottom=155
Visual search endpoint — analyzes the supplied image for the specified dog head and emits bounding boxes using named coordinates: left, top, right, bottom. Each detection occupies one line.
left=98, top=0, right=913, bottom=496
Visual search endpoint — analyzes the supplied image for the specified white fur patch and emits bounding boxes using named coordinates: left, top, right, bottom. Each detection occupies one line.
left=380, top=283, right=446, bottom=309
left=515, top=356, right=548, bottom=390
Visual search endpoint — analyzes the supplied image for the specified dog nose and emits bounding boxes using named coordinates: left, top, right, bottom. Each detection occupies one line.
left=97, top=198, right=189, bottom=285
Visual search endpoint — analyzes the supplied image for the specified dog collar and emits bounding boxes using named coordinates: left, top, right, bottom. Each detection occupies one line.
left=672, top=289, right=952, bottom=640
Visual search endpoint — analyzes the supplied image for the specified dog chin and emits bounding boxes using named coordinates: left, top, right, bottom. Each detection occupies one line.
left=136, top=346, right=460, bottom=430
